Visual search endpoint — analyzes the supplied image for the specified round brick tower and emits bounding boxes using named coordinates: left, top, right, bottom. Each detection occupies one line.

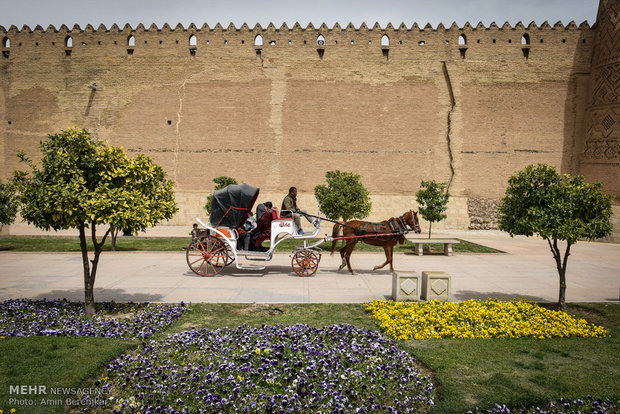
left=581, top=0, right=620, bottom=199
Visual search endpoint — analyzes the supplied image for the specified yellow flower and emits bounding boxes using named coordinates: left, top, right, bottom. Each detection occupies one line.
left=255, top=348, right=261, bottom=355
left=364, top=299, right=609, bottom=341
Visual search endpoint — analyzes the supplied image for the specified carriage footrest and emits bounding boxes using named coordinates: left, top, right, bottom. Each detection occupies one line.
left=237, top=265, right=267, bottom=270
left=238, top=251, right=271, bottom=260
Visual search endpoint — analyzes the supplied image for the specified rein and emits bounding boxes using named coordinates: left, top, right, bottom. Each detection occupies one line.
left=305, top=212, right=416, bottom=237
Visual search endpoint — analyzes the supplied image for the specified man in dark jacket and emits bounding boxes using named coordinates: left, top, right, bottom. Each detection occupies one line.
left=281, top=187, right=311, bottom=234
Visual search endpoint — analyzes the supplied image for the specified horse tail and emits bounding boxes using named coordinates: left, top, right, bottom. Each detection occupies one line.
left=330, top=223, right=342, bottom=255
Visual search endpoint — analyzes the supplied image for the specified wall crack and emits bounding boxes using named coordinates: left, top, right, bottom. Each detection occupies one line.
left=441, top=61, right=456, bottom=191
left=174, top=78, right=189, bottom=185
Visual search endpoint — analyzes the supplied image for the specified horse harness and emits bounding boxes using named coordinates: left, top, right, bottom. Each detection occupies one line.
left=359, top=215, right=409, bottom=238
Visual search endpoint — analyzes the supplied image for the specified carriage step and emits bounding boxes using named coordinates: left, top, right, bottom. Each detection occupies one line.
left=238, top=251, right=271, bottom=259
left=237, top=265, right=267, bottom=270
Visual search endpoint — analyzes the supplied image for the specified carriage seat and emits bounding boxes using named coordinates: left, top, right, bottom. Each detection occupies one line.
left=214, top=227, right=237, bottom=240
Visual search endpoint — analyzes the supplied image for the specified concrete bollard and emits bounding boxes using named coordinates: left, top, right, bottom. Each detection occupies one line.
left=392, top=271, right=421, bottom=301
left=421, top=271, right=451, bottom=301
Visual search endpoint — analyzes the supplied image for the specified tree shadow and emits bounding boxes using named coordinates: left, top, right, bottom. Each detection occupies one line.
left=32, top=288, right=164, bottom=302
left=184, top=265, right=296, bottom=278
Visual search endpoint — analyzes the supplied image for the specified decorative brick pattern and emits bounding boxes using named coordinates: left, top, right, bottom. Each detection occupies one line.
left=582, top=0, right=620, bottom=197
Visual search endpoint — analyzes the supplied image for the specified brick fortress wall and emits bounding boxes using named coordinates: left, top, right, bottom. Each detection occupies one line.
left=581, top=0, right=620, bottom=242
left=0, top=14, right=615, bottom=233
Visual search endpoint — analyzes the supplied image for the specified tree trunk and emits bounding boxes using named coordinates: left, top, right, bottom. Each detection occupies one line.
left=78, top=224, right=95, bottom=315
left=428, top=222, right=432, bottom=239
left=87, top=222, right=111, bottom=313
left=546, top=238, right=571, bottom=312
left=558, top=267, right=567, bottom=311
left=110, top=229, right=118, bottom=251
left=558, top=242, right=571, bottom=312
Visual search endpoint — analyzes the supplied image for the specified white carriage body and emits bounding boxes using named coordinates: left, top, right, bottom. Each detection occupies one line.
left=194, top=215, right=322, bottom=272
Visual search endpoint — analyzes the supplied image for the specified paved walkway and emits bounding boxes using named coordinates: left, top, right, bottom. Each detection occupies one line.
left=0, top=231, right=618, bottom=304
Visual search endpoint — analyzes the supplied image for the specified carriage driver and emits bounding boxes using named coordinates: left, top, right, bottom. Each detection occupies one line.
left=281, top=187, right=317, bottom=235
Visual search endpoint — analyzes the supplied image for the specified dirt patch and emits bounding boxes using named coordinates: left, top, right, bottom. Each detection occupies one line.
left=238, top=304, right=287, bottom=316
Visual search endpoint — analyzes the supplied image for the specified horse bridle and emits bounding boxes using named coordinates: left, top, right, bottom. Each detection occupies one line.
left=398, top=210, right=420, bottom=233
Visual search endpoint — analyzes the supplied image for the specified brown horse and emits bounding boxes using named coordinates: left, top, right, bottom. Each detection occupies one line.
left=330, top=210, right=421, bottom=274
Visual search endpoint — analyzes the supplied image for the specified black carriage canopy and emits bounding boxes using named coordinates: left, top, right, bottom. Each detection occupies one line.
left=209, top=184, right=260, bottom=228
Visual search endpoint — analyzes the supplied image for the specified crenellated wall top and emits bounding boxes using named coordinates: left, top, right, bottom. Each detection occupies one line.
left=0, top=20, right=592, bottom=34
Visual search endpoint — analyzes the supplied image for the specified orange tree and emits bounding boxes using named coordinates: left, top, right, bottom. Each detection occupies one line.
left=12, top=127, right=178, bottom=314
left=415, top=180, right=450, bottom=238
left=204, top=176, right=238, bottom=215
left=314, top=170, right=372, bottom=222
left=498, top=164, right=613, bottom=311
left=0, top=180, right=18, bottom=231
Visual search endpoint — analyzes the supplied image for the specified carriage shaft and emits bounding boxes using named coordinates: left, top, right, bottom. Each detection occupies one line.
left=327, top=232, right=403, bottom=242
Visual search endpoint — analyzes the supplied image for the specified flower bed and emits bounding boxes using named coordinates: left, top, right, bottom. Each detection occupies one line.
left=102, top=324, right=435, bottom=413
left=0, top=299, right=189, bottom=339
left=365, top=299, right=609, bottom=340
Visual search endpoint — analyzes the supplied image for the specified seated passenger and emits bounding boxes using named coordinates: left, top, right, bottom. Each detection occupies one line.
left=250, top=201, right=274, bottom=252
left=236, top=213, right=257, bottom=250
left=256, top=202, right=268, bottom=221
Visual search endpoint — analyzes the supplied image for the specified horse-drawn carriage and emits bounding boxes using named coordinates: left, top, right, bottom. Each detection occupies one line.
left=186, top=184, right=324, bottom=277
left=186, top=184, right=422, bottom=277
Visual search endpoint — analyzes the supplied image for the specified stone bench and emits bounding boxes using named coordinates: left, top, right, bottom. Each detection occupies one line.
left=407, top=238, right=460, bottom=256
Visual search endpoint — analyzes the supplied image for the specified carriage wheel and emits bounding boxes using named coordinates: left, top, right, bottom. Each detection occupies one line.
left=224, top=244, right=235, bottom=265
left=186, top=236, right=228, bottom=276
left=291, top=249, right=321, bottom=277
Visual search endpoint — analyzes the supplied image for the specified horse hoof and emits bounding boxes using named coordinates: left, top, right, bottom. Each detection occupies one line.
left=338, top=264, right=346, bottom=271
left=372, top=266, right=379, bottom=271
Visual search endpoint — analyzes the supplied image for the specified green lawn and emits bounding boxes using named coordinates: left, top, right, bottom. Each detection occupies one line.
left=0, top=337, right=137, bottom=414
left=404, top=302, right=620, bottom=413
left=0, top=236, right=500, bottom=254
left=1, top=303, right=617, bottom=413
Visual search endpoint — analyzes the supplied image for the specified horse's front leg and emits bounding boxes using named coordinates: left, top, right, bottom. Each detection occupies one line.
left=338, top=242, right=348, bottom=271
left=387, top=244, right=395, bottom=273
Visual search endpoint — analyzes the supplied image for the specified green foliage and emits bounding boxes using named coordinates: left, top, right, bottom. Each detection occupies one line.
left=0, top=181, right=19, bottom=229
left=314, top=170, right=372, bottom=222
left=498, top=164, right=613, bottom=244
left=11, top=127, right=178, bottom=313
left=13, top=127, right=178, bottom=233
left=416, top=180, right=450, bottom=237
left=204, top=176, right=238, bottom=214
left=498, top=164, right=613, bottom=310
